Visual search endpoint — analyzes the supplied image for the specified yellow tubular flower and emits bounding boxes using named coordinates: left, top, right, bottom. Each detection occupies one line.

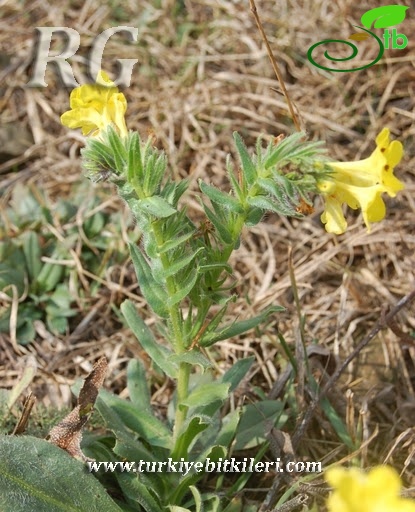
left=317, top=128, right=404, bottom=234
left=325, top=466, right=415, bottom=512
left=61, top=71, right=128, bottom=138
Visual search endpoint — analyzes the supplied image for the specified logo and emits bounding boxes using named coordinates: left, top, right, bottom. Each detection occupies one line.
left=307, top=5, right=409, bottom=72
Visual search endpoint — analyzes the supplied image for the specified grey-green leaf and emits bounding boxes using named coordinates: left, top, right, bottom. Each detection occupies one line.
left=169, top=351, right=212, bottom=370
left=166, top=271, right=199, bottom=308
left=222, top=356, right=255, bottom=392
left=170, top=416, right=210, bottom=460
left=0, top=435, right=122, bottom=512
left=127, top=359, right=151, bottom=411
left=201, top=305, right=284, bottom=346
left=199, top=181, right=244, bottom=214
left=181, top=382, right=230, bottom=408
left=135, top=196, right=177, bottom=218
left=121, top=300, right=177, bottom=378
left=99, top=389, right=172, bottom=449
left=233, top=132, right=256, bottom=185
left=128, top=243, right=169, bottom=318
left=22, top=232, right=41, bottom=281
left=234, top=401, right=287, bottom=450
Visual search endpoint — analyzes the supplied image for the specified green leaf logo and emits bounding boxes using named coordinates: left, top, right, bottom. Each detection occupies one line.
left=361, top=5, right=409, bottom=29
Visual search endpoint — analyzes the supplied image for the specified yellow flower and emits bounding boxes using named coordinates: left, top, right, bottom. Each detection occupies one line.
left=318, top=128, right=404, bottom=234
left=61, top=71, right=128, bottom=138
left=325, top=466, right=415, bottom=512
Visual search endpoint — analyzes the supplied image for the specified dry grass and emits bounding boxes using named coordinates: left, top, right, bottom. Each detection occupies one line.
left=1, top=0, right=414, bottom=506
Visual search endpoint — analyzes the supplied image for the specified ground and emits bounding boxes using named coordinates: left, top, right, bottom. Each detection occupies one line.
left=0, top=0, right=414, bottom=509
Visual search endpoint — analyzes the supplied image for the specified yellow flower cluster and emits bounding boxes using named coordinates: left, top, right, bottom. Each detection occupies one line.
left=318, top=128, right=404, bottom=234
left=325, top=466, right=415, bottom=512
left=61, top=71, right=128, bottom=138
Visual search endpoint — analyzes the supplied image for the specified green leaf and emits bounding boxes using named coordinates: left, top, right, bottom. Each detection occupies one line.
left=169, top=351, right=212, bottom=370
left=169, top=445, right=227, bottom=505
left=127, top=359, right=152, bottom=411
left=222, top=356, right=255, bottom=392
left=201, top=306, right=284, bottom=346
left=264, top=132, right=306, bottom=169
left=9, top=182, right=42, bottom=226
left=199, top=181, right=244, bottom=214
left=127, top=131, right=144, bottom=182
left=107, top=126, right=127, bottom=173
left=15, top=318, right=38, bottom=344
left=116, top=473, right=163, bottom=512
left=99, top=389, right=172, bottom=449
left=247, top=195, right=296, bottom=217
left=0, top=435, right=122, bottom=512
left=135, top=197, right=177, bottom=218
left=157, top=231, right=195, bottom=254
left=233, top=132, right=256, bottom=186
left=226, top=156, right=243, bottom=200
left=22, top=232, right=41, bottom=281
left=216, top=408, right=242, bottom=448
left=7, top=360, right=36, bottom=409
left=188, top=486, right=203, bottom=512
left=0, top=261, right=25, bottom=296
left=83, top=138, right=116, bottom=173
left=113, top=438, right=156, bottom=467
left=361, top=5, right=408, bottom=29
left=94, top=396, right=156, bottom=462
left=202, top=204, right=233, bottom=245
left=35, top=256, right=65, bottom=293
left=320, top=395, right=355, bottom=450
left=128, top=244, right=169, bottom=318
left=261, top=174, right=296, bottom=200
left=121, top=300, right=177, bottom=379
left=181, top=382, right=230, bottom=408
left=245, top=207, right=263, bottom=227
left=257, top=177, right=293, bottom=208
left=166, top=271, right=199, bottom=308
left=171, top=416, right=210, bottom=460
left=156, top=248, right=203, bottom=280
left=198, top=262, right=233, bottom=274
left=46, top=315, right=68, bottom=334
left=234, top=401, right=287, bottom=450
left=144, top=151, right=168, bottom=197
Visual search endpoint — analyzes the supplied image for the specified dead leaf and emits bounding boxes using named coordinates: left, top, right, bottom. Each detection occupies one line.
left=47, top=357, right=108, bottom=461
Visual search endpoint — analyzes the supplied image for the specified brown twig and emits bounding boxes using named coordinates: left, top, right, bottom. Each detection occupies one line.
left=271, top=493, right=309, bottom=512
left=249, top=0, right=301, bottom=132
left=292, top=287, right=415, bottom=449
left=12, top=392, right=36, bottom=435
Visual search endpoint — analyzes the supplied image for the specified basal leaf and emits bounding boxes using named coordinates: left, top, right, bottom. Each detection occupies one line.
left=234, top=401, right=287, bottom=450
left=0, top=435, right=122, bottom=512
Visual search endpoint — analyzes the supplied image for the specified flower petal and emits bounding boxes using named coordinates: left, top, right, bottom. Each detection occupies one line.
left=61, top=70, right=128, bottom=138
left=325, top=466, right=415, bottom=512
left=320, top=195, right=348, bottom=234
left=318, top=128, right=404, bottom=233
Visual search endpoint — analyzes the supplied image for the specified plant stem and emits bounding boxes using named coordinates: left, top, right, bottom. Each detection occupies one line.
left=173, top=362, right=191, bottom=442
left=150, top=220, right=192, bottom=442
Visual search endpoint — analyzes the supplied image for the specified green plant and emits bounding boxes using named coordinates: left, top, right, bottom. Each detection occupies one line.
left=0, top=182, right=138, bottom=344
left=0, top=70, right=406, bottom=511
